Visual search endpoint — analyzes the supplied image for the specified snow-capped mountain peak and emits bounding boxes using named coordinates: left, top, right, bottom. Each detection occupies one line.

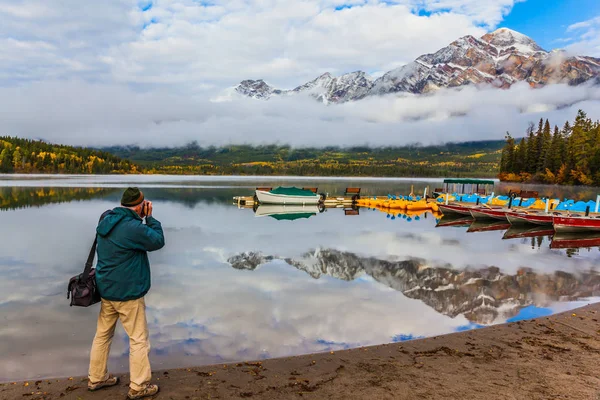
left=231, top=28, right=600, bottom=103
left=483, top=28, right=543, bottom=49
left=234, top=79, right=281, bottom=100
left=481, top=27, right=546, bottom=55
left=231, top=71, right=374, bottom=104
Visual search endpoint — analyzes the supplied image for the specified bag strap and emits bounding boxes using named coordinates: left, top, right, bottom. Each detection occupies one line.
left=80, top=209, right=113, bottom=282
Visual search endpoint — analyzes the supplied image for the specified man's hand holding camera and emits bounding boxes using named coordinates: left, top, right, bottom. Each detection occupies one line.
left=142, top=201, right=153, bottom=218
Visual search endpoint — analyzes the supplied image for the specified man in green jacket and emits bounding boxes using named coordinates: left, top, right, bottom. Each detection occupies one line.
left=87, top=187, right=165, bottom=399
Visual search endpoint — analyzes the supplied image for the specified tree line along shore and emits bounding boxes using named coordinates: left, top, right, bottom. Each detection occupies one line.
left=499, top=109, right=600, bottom=186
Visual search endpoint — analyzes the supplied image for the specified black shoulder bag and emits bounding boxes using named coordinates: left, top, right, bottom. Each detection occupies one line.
left=67, top=210, right=112, bottom=307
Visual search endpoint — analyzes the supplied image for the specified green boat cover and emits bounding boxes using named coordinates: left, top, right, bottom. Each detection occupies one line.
left=270, top=212, right=316, bottom=221
left=269, top=186, right=318, bottom=196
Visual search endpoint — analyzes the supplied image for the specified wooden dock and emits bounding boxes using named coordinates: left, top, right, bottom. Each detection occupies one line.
left=234, top=186, right=364, bottom=208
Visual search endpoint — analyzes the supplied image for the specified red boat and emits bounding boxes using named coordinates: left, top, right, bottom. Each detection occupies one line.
left=550, top=233, right=600, bottom=249
left=553, top=215, right=600, bottom=233
left=470, top=207, right=515, bottom=221
left=507, top=211, right=554, bottom=226
left=438, top=203, right=476, bottom=216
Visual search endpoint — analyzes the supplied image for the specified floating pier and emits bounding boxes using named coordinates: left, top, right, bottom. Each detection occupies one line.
left=234, top=186, right=363, bottom=208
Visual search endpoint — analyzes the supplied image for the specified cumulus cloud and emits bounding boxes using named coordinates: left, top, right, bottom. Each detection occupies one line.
left=0, top=0, right=136, bottom=84
left=0, top=0, right=524, bottom=91
left=566, top=15, right=600, bottom=57
left=104, top=1, right=490, bottom=90
left=1, top=80, right=599, bottom=148
left=409, top=0, right=522, bottom=27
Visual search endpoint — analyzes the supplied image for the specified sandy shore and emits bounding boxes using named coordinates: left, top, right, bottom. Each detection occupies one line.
left=2, top=303, right=600, bottom=400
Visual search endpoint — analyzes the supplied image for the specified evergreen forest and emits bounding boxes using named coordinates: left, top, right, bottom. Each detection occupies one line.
left=499, top=110, right=600, bottom=185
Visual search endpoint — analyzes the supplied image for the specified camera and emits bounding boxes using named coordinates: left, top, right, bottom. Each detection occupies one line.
left=141, top=201, right=150, bottom=217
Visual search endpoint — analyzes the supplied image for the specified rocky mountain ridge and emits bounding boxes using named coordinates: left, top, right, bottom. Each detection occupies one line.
left=232, top=28, right=600, bottom=104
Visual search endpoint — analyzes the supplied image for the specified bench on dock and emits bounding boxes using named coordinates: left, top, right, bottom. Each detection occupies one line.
left=255, top=187, right=273, bottom=192
left=519, top=190, right=539, bottom=198
left=509, top=189, right=539, bottom=198
left=344, top=208, right=359, bottom=216
left=302, top=187, right=319, bottom=193
left=345, top=187, right=361, bottom=200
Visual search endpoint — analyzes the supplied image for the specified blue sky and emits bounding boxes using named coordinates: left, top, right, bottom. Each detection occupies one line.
left=501, top=0, right=600, bottom=50
left=333, top=0, right=600, bottom=52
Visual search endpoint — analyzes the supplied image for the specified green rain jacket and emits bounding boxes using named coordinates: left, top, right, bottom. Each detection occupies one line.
left=95, top=207, right=165, bottom=301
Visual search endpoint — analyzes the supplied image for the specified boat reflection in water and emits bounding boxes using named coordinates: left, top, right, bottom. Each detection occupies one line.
left=436, top=213, right=600, bottom=253
left=466, top=220, right=511, bottom=233
left=251, top=202, right=600, bottom=253
left=502, top=225, right=555, bottom=240
left=250, top=203, right=441, bottom=222
left=550, top=233, right=600, bottom=250
left=253, top=204, right=323, bottom=221
left=364, top=205, right=441, bottom=221
left=435, top=214, right=474, bottom=228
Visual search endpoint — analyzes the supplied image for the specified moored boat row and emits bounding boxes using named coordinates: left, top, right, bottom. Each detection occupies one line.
left=235, top=179, right=600, bottom=233
left=439, top=200, right=600, bottom=233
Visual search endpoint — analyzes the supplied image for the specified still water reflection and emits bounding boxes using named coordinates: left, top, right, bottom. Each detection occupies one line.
left=1, top=176, right=599, bottom=382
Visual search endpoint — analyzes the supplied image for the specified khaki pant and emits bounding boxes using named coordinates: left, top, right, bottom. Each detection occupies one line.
left=88, top=297, right=151, bottom=391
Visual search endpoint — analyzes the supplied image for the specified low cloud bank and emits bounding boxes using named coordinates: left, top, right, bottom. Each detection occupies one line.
left=1, top=80, right=599, bottom=148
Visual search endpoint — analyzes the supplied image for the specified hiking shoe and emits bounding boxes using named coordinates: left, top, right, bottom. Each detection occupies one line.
left=88, top=375, right=120, bottom=391
left=127, top=384, right=159, bottom=399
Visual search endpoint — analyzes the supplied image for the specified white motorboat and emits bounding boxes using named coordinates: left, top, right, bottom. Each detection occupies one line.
left=255, top=187, right=322, bottom=205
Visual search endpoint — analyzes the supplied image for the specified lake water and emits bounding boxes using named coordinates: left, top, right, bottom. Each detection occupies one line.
left=1, top=175, right=600, bottom=382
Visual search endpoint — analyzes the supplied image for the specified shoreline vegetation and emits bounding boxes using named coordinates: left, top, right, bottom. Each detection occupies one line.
left=1, top=136, right=503, bottom=178
left=105, top=141, right=502, bottom=178
left=2, top=302, right=599, bottom=399
left=499, top=109, right=600, bottom=186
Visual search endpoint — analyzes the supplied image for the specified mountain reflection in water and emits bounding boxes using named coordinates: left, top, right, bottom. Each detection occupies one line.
left=228, top=249, right=600, bottom=325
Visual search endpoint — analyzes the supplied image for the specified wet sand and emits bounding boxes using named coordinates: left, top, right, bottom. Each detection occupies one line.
left=2, top=303, right=600, bottom=400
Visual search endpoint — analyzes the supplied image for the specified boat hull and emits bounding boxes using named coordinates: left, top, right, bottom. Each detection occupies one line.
left=507, top=213, right=553, bottom=226
left=255, top=190, right=321, bottom=205
left=438, top=204, right=474, bottom=216
left=553, top=215, right=600, bottom=233
left=470, top=208, right=511, bottom=221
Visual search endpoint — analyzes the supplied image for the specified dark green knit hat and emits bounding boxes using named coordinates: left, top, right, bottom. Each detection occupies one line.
left=121, top=187, right=144, bottom=207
